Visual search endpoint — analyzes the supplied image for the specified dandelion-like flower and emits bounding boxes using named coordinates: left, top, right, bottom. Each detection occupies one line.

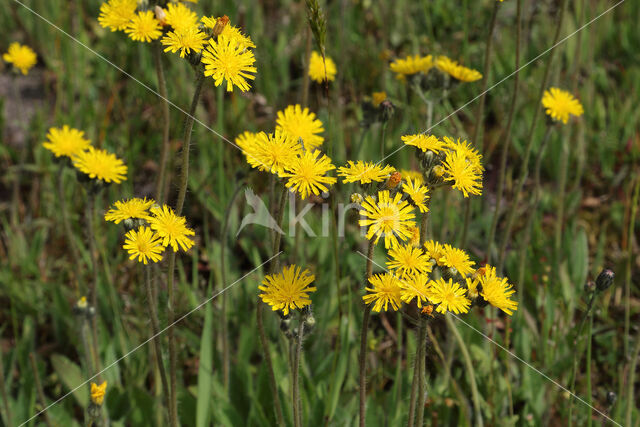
left=337, top=161, right=396, bottom=185
left=403, top=178, right=430, bottom=213
left=259, top=265, right=316, bottom=316
left=98, top=0, right=137, bottom=32
left=401, top=134, right=444, bottom=154
left=400, top=169, right=424, bottom=185
left=163, top=2, right=198, bottom=33
left=201, top=16, right=256, bottom=49
left=250, top=130, right=302, bottom=175
left=389, top=54, right=433, bottom=78
left=399, top=272, right=433, bottom=308
left=104, top=197, right=155, bottom=224
left=429, top=278, right=471, bottom=314
left=125, top=11, right=162, bottom=43
left=363, top=273, right=403, bottom=312
left=235, top=131, right=262, bottom=169
left=423, top=240, right=444, bottom=264
left=372, top=91, right=387, bottom=107
left=73, top=147, right=128, bottom=183
left=542, top=87, right=584, bottom=124
left=162, top=27, right=207, bottom=58
left=202, top=34, right=257, bottom=92
left=2, top=42, right=37, bottom=75
left=42, top=125, right=91, bottom=158
left=386, top=244, right=431, bottom=278
left=359, top=190, right=416, bottom=249
left=442, top=150, right=483, bottom=197
left=281, top=151, right=337, bottom=199
left=439, top=244, right=475, bottom=276
left=90, top=381, right=108, bottom=405
left=309, top=51, right=337, bottom=83
left=123, top=226, right=165, bottom=264
left=148, top=204, right=195, bottom=252
left=276, top=105, right=325, bottom=151
left=436, top=56, right=482, bottom=82
left=444, top=136, right=484, bottom=173
left=478, top=266, right=518, bottom=315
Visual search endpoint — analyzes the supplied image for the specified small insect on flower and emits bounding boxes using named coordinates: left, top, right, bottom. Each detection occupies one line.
left=259, top=265, right=317, bottom=316
left=42, top=125, right=91, bottom=158
left=90, top=381, right=108, bottom=405
left=389, top=54, right=433, bottom=79
left=2, top=42, right=37, bottom=75
left=125, top=11, right=162, bottom=43
left=363, top=273, right=403, bottom=312
left=148, top=204, right=195, bottom=252
left=162, top=27, right=208, bottom=58
left=276, top=105, right=325, bottom=151
left=542, top=87, right=584, bottom=124
left=402, top=177, right=430, bottom=213
left=98, top=0, right=138, bottom=32
left=439, top=244, right=475, bottom=276
left=201, top=16, right=255, bottom=48
left=337, top=161, right=396, bottom=185
left=359, top=190, right=416, bottom=249
left=104, top=198, right=155, bottom=224
left=202, top=34, right=257, bottom=92
left=280, top=150, right=337, bottom=199
left=308, top=51, right=337, bottom=83
left=387, top=244, right=432, bottom=278
left=72, top=147, right=128, bottom=184
left=123, top=226, right=165, bottom=264
left=429, top=278, right=471, bottom=314
left=436, top=56, right=482, bottom=82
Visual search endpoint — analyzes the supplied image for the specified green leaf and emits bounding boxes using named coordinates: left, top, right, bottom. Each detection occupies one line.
left=50, top=354, right=88, bottom=408
left=570, top=227, right=589, bottom=289
left=195, top=289, right=215, bottom=427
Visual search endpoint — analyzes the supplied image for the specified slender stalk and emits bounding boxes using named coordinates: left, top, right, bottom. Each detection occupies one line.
left=0, top=347, right=13, bottom=427
left=153, top=41, right=171, bottom=203
left=380, top=122, right=388, bottom=159
left=85, top=190, right=102, bottom=378
left=57, top=164, right=81, bottom=270
left=359, top=239, right=375, bottom=427
left=301, top=26, right=312, bottom=108
left=627, top=329, right=640, bottom=426
left=497, top=0, right=568, bottom=274
left=586, top=314, right=593, bottom=427
left=217, top=86, right=225, bottom=204
left=624, top=178, right=639, bottom=357
left=407, top=340, right=420, bottom=427
left=293, top=318, right=305, bottom=427
left=415, top=317, right=429, bottom=427
left=29, top=353, right=52, bottom=427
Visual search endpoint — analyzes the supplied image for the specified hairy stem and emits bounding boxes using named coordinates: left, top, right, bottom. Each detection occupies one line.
left=153, top=41, right=171, bottom=203
left=359, top=239, right=375, bottom=427
left=293, top=319, right=305, bottom=427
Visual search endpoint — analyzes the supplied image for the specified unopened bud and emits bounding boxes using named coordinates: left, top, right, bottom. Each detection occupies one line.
left=350, top=193, right=364, bottom=204
left=595, top=269, right=614, bottom=292
left=380, top=100, right=395, bottom=123
left=606, top=391, right=617, bottom=405
left=213, top=15, right=229, bottom=37
left=432, top=165, right=444, bottom=178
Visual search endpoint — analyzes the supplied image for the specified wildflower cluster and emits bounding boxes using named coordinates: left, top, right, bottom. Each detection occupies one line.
left=105, top=198, right=195, bottom=264
left=389, top=53, right=481, bottom=83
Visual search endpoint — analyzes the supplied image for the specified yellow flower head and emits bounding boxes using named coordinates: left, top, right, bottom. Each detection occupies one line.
left=259, top=265, right=317, bottom=316
left=235, top=131, right=262, bottom=169
left=372, top=91, right=387, bottom=107
left=249, top=130, right=302, bottom=176
left=105, top=197, right=155, bottom=224
left=478, top=266, right=518, bottom=315
left=408, top=225, right=420, bottom=247
left=337, top=161, right=395, bottom=185
left=436, top=56, right=482, bottom=82
left=148, top=204, right=195, bottom=252
left=163, top=2, right=198, bottom=33
left=399, top=272, right=433, bottom=308
left=73, top=147, right=128, bottom=184
left=401, top=134, right=444, bottom=154
left=542, top=87, right=584, bottom=124
left=3, top=42, right=37, bottom=75
left=363, top=273, right=403, bottom=312
left=276, top=105, right=325, bottom=151
left=400, top=170, right=424, bottom=186
left=91, top=381, right=107, bottom=405
left=98, top=0, right=137, bottom=32
left=403, top=178, right=430, bottom=213
left=201, top=16, right=256, bottom=49
left=390, top=54, right=433, bottom=78
left=423, top=240, right=444, bottom=264
left=123, top=226, right=165, bottom=264
left=429, top=278, right=471, bottom=314
left=202, top=34, right=257, bottom=92
left=439, top=244, right=475, bottom=276
left=359, top=190, right=416, bottom=249
left=386, top=244, right=432, bottom=278
left=42, top=125, right=91, bottom=158
left=162, top=27, right=207, bottom=58
left=441, top=150, right=483, bottom=197
left=125, top=11, right=162, bottom=43
left=309, top=51, right=337, bottom=83
left=281, top=150, right=337, bottom=199
left=444, top=136, right=484, bottom=173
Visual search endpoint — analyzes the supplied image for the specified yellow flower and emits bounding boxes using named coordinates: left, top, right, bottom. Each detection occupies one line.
left=259, top=265, right=317, bottom=316
left=163, top=2, right=198, bottom=33
left=478, top=266, right=518, bottom=315
left=359, top=190, right=416, bottom=249
left=90, top=381, right=108, bottom=405
left=105, top=197, right=155, bottom=224
left=235, top=131, right=262, bottom=169
left=403, top=178, right=430, bottom=213
left=441, top=150, right=483, bottom=197
left=202, top=34, right=257, bottom=92
left=386, top=244, right=431, bottom=278
left=98, top=0, right=137, bottom=32
left=542, top=87, right=584, bottom=124
left=423, top=240, right=444, bottom=264
left=400, top=169, right=424, bottom=185
left=125, top=11, right=162, bottom=43
left=398, top=272, right=433, bottom=308
left=337, top=161, right=395, bottom=185
left=443, top=136, right=484, bottom=173
left=439, top=244, right=475, bottom=276
left=2, top=42, right=37, bottom=75
left=389, top=54, right=433, bottom=78
left=436, top=56, right=482, bottom=82
left=281, top=151, right=337, bottom=199
left=148, top=204, right=195, bottom=252
left=201, top=16, right=255, bottom=49
left=309, top=51, right=337, bottom=83
left=276, top=104, right=325, bottom=151
left=408, top=226, right=420, bottom=247
left=123, top=226, right=165, bottom=264
left=363, top=273, right=403, bottom=312
left=401, top=134, right=445, bottom=154
left=162, top=27, right=207, bottom=58
left=429, top=278, right=471, bottom=314
left=372, top=91, right=387, bottom=107
left=249, top=130, right=302, bottom=175
left=42, top=125, right=91, bottom=158
left=72, top=147, right=128, bottom=183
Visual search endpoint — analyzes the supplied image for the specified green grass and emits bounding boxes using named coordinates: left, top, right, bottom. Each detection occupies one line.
left=1, top=0, right=639, bottom=426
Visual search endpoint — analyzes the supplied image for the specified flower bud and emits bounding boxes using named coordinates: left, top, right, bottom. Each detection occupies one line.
left=595, top=269, right=614, bottom=292
left=606, top=391, right=616, bottom=405
left=380, top=100, right=395, bottom=123
left=350, top=193, right=364, bottom=204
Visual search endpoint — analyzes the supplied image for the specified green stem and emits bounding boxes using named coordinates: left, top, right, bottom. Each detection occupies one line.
left=407, top=339, right=420, bottom=427
left=586, top=314, right=593, bottom=427
left=29, top=353, right=53, bottom=427
left=85, top=191, right=102, bottom=378
left=57, top=164, right=81, bottom=271
left=153, top=41, right=171, bottom=203
left=380, top=122, right=388, bottom=159
left=301, top=26, right=312, bottom=108
left=359, top=239, right=375, bottom=427
left=416, top=317, right=429, bottom=427
left=217, top=86, right=225, bottom=204
left=624, top=178, right=639, bottom=358
left=0, top=348, right=13, bottom=427
left=293, top=318, right=305, bottom=427
left=627, top=329, right=640, bottom=426
left=167, top=253, right=178, bottom=427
